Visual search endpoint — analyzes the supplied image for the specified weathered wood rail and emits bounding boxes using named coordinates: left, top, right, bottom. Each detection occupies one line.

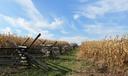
left=0, top=33, right=78, bottom=71
left=0, top=46, right=71, bottom=66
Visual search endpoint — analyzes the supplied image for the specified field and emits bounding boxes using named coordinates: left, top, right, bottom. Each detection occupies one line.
left=0, top=34, right=69, bottom=48
left=0, top=34, right=79, bottom=76
left=77, top=35, right=128, bottom=76
left=1, top=34, right=128, bottom=76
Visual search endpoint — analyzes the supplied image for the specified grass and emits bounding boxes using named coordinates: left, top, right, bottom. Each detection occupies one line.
left=3, top=35, right=128, bottom=76
left=6, top=49, right=88, bottom=76
left=4, top=34, right=128, bottom=75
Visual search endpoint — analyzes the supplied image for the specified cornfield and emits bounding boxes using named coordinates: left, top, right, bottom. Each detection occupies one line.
left=0, top=34, right=69, bottom=48
left=77, top=35, right=128, bottom=75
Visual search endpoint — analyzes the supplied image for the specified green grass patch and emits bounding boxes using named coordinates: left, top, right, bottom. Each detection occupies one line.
left=8, top=49, right=89, bottom=76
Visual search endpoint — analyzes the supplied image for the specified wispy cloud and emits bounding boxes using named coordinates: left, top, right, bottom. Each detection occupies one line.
left=76, top=0, right=128, bottom=19
left=84, top=23, right=128, bottom=35
left=1, top=14, right=36, bottom=33
left=59, top=36, right=89, bottom=45
left=0, top=27, right=12, bottom=34
left=73, top=14, right=80, bottom=20
left=1, top=0, right=128, bottom=44
left=15, top=0, right=44, bottom=21
left=78, top=0, right=88, bottom=3
left=15, top=0, right=64, bottom=30
left=60, top=30, right=69, bottom=34
left=0, top=0, right=65, bottom=39
left=0, top=0, right=64, bottom=33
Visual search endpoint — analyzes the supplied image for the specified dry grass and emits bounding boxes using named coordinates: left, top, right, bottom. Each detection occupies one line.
left=0, top=34, right=69, bottom=48
left=77, top=35, right=128, bottom=75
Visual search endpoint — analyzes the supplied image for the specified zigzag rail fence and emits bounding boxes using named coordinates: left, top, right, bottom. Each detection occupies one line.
left=0, top=33, right=75, bottom=73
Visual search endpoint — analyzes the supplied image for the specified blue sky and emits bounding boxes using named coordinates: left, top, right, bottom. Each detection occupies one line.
left=0, top=0, right=128, bottom=44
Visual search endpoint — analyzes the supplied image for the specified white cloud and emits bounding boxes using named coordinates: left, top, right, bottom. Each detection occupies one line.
left=26, top=30, right=54, bottom=39
left=1, top=14, right=36, bottom=33
left=76, top=0, right=128, bottom=19
left=15, top=29, right=22, bottom=34
left=0, top=0, right=64, bottom=39
left=73, top=14, right=80, bottom=20
left=49, top=18, right=64, bottom=29
left=0, top=14, right=56, bottom=39
left=84, top=23, right=128, bottom=35
left=40, top=30, right=54, bottom=39
left=15, top=0, right=64, bottom=30
left=60, top=30, right=69, bottom=34
left=79, top=0, right=88, bottom=3
left=70, top=23, right=78, bottom=31
left=1, top=27, right=12, bottom=34
left=16, top=18, right=35, bottom=32
left=59, top=36, right=89, bottom=45
left=15, top=0, right=44, bottom=21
